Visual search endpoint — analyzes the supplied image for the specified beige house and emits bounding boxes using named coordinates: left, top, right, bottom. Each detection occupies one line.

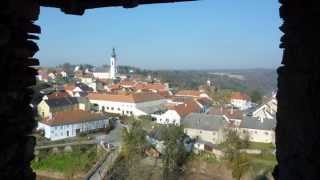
left=37, top=93, right=89, bottom=118
left=239, top=116, right=276, bottom=144
left=182, top=113, right=228, bottom=146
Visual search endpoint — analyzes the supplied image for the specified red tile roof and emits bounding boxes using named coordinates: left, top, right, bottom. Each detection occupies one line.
left=169, top=99, right=201, bottom=117
left=87, top=92, right=165, bottom=103
left=208, top=107, right=243, bottom=120
left=230, top=92, right=250, bottom=101
left=135, top=83, right=166, bottom=91
left=41, top=110, right=106, bottom=126
left=47, top=91, right=70, bottom=99
left=175, top=90, right=201, bottom=97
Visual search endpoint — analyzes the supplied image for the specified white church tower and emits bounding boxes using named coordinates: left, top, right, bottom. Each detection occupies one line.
left=110, top=48, right=117, bottom=79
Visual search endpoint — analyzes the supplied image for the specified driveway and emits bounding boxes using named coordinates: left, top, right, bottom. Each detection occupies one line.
left=95, top=120, right=123, bottom=147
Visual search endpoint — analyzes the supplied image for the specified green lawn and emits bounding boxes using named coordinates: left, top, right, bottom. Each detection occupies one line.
left=248, top=142, right=275, bottom=151
left=32, top=146, right=98, bottom=175
left=247, top=153, right=277, bottom=172
left=189, top=152, right=219, bottom=164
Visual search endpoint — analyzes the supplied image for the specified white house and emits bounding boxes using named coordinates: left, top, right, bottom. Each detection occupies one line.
left=251, top=98, right=277, bottom=121
left=60, top=71, right=67, bottom=78
left=37, top=110, right=108, bottom=141
left=87, top=92, right=167, bottom=117
left=182, top=113, right=228, bottom=145
left=230, top=92, right=252, bottom=110
left=152, top=109, right=181, bottom=126
left=152, top=98, right=201, bottom=126
left=239, top=116, right=276, bottom=143
left=48, top=72, right=56, bottom=80
left=93, top=71, right=111, bottom=80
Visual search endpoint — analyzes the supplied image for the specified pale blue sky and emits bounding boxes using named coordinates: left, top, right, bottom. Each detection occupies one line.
left=36, top=0, right=282, bottom=69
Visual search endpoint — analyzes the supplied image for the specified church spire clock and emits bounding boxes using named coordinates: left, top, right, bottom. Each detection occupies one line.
left=110, top=48, right=117, bottom=79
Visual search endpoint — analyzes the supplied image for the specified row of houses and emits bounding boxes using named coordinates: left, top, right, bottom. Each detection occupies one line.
left=179, top=96, right=277, bottom=152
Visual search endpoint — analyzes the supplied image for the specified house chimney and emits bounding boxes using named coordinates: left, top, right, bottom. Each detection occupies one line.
left=185, top=103, right=187, bottom=107
left=230, top=107, right=234, bottom=115
left=220, top=106, right=223, bottom=113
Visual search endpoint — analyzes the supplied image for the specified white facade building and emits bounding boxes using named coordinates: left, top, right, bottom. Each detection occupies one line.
left=93, top=72, right=110, bottom=80
left=92, top=48, right=118, bottom=80
left=152, top=98, right=202, bottom=126
left=152, top=109, right=181, bottom=125
left=110, top=48, right=117, bottom=79
left=239, top=116, right=276, bottom=143
left=37, top=110, right=108, bottom=141
left=183, top=113, right=228, bottom=145
left=230, top=92, right=252, bottom=110
left=87, top=92, right=167, bottom=117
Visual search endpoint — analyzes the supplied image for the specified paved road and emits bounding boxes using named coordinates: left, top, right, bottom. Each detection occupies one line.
left=88, top=120, right=123, bottom=180
left=95, top=120, right=123, bottom=147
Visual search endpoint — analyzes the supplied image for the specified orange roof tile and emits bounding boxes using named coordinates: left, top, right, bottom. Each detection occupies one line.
left=47, top=91, right=70, bottom=99
left=87, top=92, right=165, bottom=103
left=41, top=110, right=106, bottom=126
left=231, top=92, right=250, bottom=101
left=169, top=99, right=201, bottom=117
left=175, top=90, right=201, bottom=97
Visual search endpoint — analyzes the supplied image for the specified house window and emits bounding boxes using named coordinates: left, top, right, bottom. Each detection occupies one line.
left=107, top=107, right=109, bottom=110
left=265, top=132, right=269, bottom=135
left=111, top=107, right=114, bottom=110
left=117, top=108, right=121, bottom=111
left=199, top=130, right=202, bottom=134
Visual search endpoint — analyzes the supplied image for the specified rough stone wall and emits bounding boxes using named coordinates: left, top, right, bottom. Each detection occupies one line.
left=0, top=0, right=40, bottom=179
left=274, top=0, right=320, bottom=179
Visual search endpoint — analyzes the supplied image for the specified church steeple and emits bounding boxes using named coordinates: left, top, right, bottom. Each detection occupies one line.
left=111, top=47, right=116, bottom=58
left=110, top=48, right=117, bottom=79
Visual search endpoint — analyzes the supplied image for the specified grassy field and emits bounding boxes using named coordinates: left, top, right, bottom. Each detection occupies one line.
left=32, top=146, right=98, bottom=176
left=248, top=153, right=277, bottom=170
left=249, top=142, right=275, bottom=150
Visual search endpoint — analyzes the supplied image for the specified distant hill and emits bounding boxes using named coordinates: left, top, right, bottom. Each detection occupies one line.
left=152, top=69, right=277, bottom=95
left=206, top=69, right=277, bottom=94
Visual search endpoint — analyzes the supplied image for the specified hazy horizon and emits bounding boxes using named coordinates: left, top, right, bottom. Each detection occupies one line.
left=36, top=1, right=282, bottom=69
